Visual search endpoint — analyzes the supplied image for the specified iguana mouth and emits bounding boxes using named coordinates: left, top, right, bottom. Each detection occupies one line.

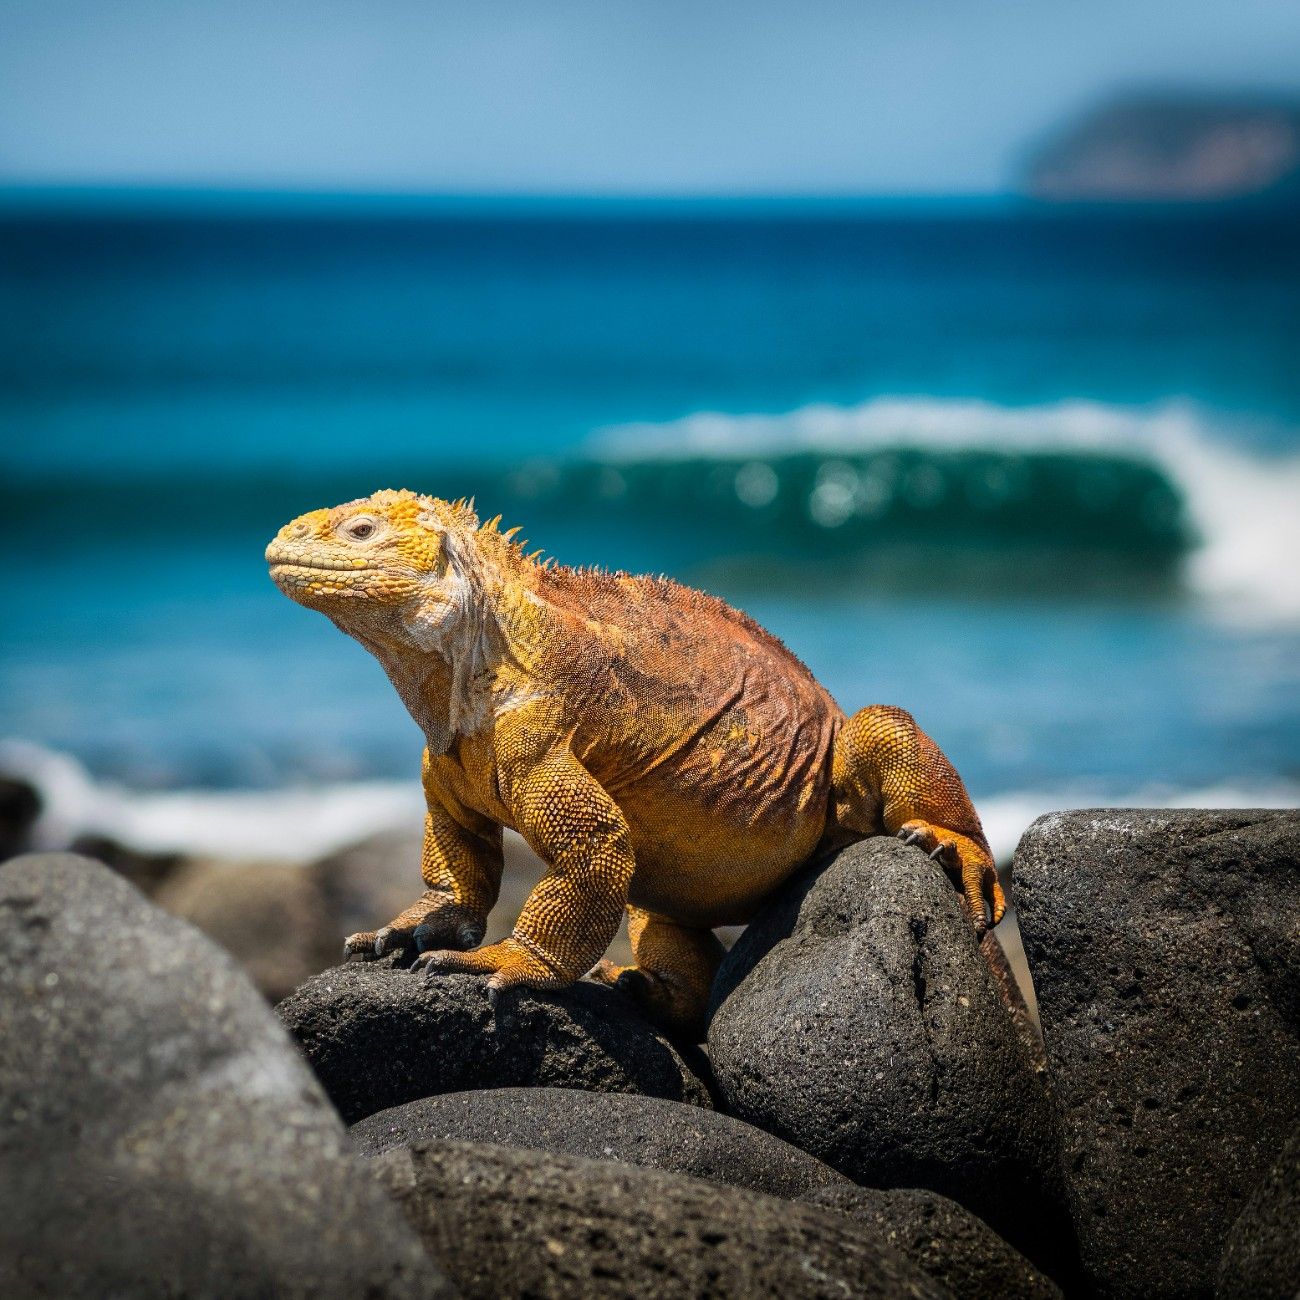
left=269, top=559, right=373, bottom=573
left=265, top=544, right=373, bottom=573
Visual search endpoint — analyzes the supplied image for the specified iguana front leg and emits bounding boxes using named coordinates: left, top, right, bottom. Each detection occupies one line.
left=415, top=746, right=634, bottom=999
left=343, top=757, right=503, bottom=960
left=833, top=704, right=1005, bottom=934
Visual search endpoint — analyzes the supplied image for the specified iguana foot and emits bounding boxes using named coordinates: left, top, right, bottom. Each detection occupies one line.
left=342, top=898, right=484, bottom=963
left=588, top=958, right=710, bottom=1042
left=587, top=911, right=722, bottom=1042
left=895, top=819, right=1006, bottom=936
left=412, top=937, right=567, bottom=999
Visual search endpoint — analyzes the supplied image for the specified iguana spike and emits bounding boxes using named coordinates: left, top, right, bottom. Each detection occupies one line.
left=502, top=525, right=522, bottom=543
left=482, top=514, right=503, bottom=533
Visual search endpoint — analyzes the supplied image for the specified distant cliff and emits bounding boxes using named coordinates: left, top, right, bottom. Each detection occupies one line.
left=1022, top=94, right=1300, bottom=203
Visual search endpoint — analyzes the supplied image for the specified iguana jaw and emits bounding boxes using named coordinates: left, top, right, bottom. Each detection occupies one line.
left=265, top=545, right=397, bottom=606
left=265, top=550, right=375, bottom=573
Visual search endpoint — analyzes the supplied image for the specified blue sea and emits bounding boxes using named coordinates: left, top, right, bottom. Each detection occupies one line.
left=2, top=197, right=1297, bottom=860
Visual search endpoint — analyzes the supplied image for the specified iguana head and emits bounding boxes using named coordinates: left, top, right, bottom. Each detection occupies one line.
left=266, top=488, right=480, bottom=647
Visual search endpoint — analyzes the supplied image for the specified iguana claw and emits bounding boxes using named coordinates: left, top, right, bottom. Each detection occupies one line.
left=342, top=925, right=417, bottom=961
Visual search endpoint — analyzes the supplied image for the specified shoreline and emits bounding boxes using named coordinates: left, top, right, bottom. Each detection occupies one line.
left=3, top=737, right=1296, bottom=868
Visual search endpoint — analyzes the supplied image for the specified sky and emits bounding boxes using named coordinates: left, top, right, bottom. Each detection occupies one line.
left=1, top=0, right=1298, bottom=195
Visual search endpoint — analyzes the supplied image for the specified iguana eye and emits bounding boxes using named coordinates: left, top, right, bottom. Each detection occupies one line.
left=347, top=518, right=376, bottom=540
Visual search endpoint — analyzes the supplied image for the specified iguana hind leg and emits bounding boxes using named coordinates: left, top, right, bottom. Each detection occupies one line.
left=833, top=703, right=1005, bottom=934
left=590, top=906, right=723, bottom=1042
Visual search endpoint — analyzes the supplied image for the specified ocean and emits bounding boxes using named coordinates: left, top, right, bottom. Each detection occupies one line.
left=2, top=198, right=1298, bottom=862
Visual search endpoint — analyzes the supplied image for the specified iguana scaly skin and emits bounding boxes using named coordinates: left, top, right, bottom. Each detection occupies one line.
left=267, top=489, right=1003, bottom=1037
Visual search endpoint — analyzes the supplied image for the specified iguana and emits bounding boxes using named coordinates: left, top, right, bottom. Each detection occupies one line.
left=267, top=489, right=1003, bottom=1036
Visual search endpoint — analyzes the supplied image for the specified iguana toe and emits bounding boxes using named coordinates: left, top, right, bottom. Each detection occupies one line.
left=343, top=929, right=387, bottom=961
left=413, top=937, right=567, bottom=990
left=373, top=925, right=416, bottom=957
left=412, top=913, right=484, bottom=954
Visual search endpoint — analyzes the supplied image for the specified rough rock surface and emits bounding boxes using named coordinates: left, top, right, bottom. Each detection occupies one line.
left=353, top=1085, right=850, bottom=1199
left=375, top=1139, right=947, bottom=1299
left=1015, top=809, right=1300, bottom=1300
left=707, top=836, right=1074, bottom=1278
left=279, top=958, right=712, bottom=1123
left=0, top=853, right=450, bottom=1300
left=801, top=1183, right=1062, bottom=1300
left=1216, top=1122, right=1300, bottom=1300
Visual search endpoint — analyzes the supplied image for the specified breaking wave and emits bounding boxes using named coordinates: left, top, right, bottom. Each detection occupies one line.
left=6, top=395, right=1297, bottom=623
left=588, top=396, right=1300, bottom=625
left=0, top=739, right=423, bottom=862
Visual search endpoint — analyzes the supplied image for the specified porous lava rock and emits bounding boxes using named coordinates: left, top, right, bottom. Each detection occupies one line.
left=1216, top=1121, right=1300, bottom=1300
left=374, top=1139, right=947, bottom=1299
left=352, top=1084, right=849, bottom=1199
left=0, top=853, right=449, bottom=1299
left=278, top=957, right=712, bottom=1123
left=707, top=835, right=1075, bottom=1279
left=1015, top=808, right=1300, bottom=1300
left=801, top=1183, right=1062, bottom=1300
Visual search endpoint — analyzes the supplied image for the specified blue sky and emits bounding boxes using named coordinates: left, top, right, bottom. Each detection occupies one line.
left=2, top=0, right=1298, bottom=194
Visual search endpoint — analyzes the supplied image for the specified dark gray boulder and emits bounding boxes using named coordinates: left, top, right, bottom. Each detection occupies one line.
left=355, top=1086, right=1059, bottom=1297
left=801, top=1183, right=1062, bottom=1300
left=278, top=958, right=712, bottom=1124
left=0, top=853, right=450, bottom=1299
left=707, top=836, right=1075, bottom=1280
left=375, top=1139, right=949, bottom=1299
left=1016, top=809, right=1300, bottom=1300
left=1216, top=1122, right=1300, bottom=1300
left=352, top=1085, right=850, bottom=1199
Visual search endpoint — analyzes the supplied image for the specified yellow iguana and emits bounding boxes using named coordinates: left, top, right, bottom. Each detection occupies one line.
left=267, top=489, right=1002, bottom=1036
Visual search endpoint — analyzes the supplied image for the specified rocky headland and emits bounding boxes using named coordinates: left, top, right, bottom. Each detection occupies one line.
left=1021, top=93, right=1300, bottom=204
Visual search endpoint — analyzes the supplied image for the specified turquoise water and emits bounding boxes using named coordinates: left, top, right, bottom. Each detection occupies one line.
left=2, top=201, right=1297, bottom=844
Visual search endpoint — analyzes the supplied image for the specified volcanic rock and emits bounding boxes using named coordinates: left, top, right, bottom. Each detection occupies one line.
left=707, top=835, right=1074, bottom=1278
left=0, top=853, right=449, bottom=1299
left=1015, top=808, right=1300, bottom=1299
left=278, top=957, right=712, bottom=1123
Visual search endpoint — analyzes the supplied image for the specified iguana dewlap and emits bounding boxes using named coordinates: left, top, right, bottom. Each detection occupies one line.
left=267, top=489, right=1002, bottom=1035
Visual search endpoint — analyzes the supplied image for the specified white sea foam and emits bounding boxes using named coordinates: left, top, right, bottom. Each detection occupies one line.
left=0, top=739, right=423, bottom=862
left=596, top=396, right=1300, bottom=626
left=3, top=739, right=1294, bottom=868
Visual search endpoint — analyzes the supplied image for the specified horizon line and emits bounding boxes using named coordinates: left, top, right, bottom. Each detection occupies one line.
left=2, top=183, right=1294, bottom=218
